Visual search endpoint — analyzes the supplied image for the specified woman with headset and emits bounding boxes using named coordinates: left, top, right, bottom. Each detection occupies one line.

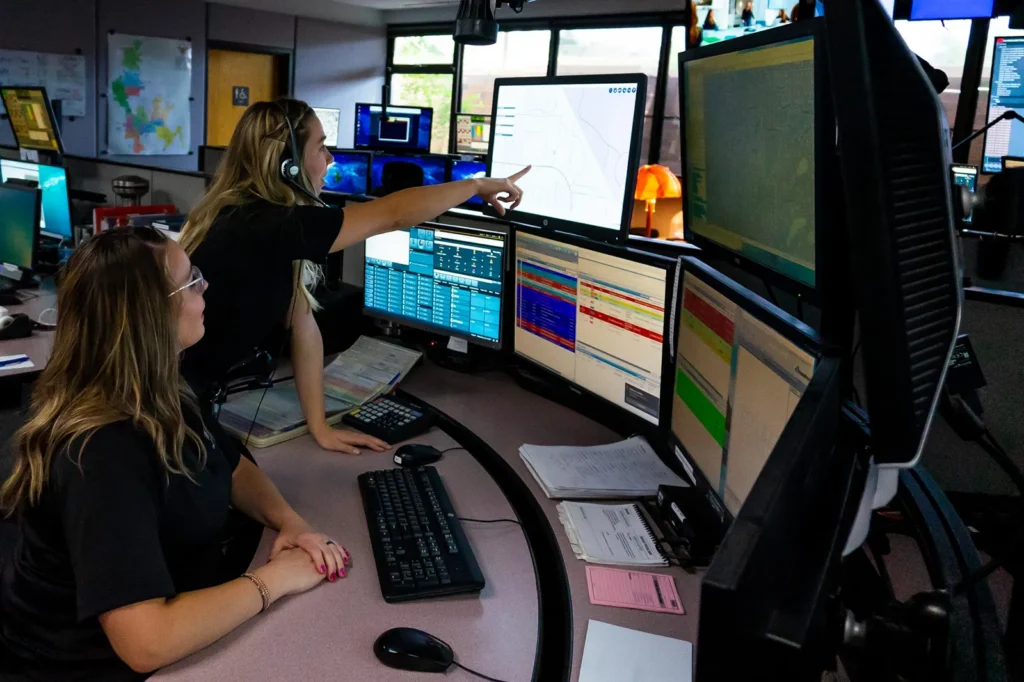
left=180, top=99, right=529, bottom=455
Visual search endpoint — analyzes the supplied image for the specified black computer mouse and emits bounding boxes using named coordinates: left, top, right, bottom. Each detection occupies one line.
left=394, top=444, right=443, bottom=468
left=373, top=627, right=454, bottom=673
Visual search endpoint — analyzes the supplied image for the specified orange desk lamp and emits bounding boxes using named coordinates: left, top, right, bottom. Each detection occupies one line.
left=634, top=164, right=682, bottom=238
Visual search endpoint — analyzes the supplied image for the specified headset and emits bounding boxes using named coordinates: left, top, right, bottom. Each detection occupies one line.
left=276, top=100, right=330, bottom=208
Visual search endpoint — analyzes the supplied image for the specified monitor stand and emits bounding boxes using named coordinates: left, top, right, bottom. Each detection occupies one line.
left=426, top=336, right=503, bottom=374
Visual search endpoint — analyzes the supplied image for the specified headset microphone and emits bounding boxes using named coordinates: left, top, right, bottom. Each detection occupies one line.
left=276, top=100, right=329, bottom=208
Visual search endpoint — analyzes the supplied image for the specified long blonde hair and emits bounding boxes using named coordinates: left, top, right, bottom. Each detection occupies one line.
left=0, top=228, right=206, bottom=515
left=181, top=99, right=322, bottom=310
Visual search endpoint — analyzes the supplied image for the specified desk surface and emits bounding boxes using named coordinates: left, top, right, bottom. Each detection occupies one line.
left=1, top=280, right=57, bottom=379
left=153, top=362, right=698, bottom=681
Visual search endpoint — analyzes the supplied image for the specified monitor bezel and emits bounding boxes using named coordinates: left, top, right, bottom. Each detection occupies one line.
left=361, top=220, right=508, bottom=350
left=678, top=19, right=831, bottom=300
left=0, top=87, right=65, bottom=155
left=353, top=103, right=434, bottom=153
left=667, top=255, right=821, bottom=524
left=0, top=159, right=73, bottom=241
left=511, top=223, right=679, bottom=429
left=326, top=149, right=373, bottom=195
left=455, top=113, right=492, bottom=155
left=0, top=184, right=42, bottom=271
left=369, top=152, right=451, bottom=191
left=485, top=73, right=648, bottom=245
left=982, top=36, right=1024, bottom=174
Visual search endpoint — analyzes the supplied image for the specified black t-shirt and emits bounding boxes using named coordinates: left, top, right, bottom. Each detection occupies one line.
left=181, top=200, right=343, bottom=394
left=0, top=409, right=241, bottom=681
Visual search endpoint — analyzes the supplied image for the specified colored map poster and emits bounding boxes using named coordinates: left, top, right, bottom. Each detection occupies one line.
left=107, top=33, right=191, bottom=155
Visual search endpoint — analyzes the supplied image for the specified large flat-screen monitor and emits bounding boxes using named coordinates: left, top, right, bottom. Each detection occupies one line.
left=488, top=75, right=647, bottom=243
left=910, top=0, right=994, bottom=20
left=324, top=150, right=371, bottom=195
left=0, top=87, right=63, bottom=154
left=354, top=104, right=432, bottom=152
left=364, top=222, right=506, bottom=348
left=451, top=159, right=487, bottom=207
left=513, top=228, right=675, bottom=426
left=670, top=257, right=817, bottom=517
left=370, top=154, right=447, bottom=192
left=680, top=21, right=828, bottom=292
left=983, top=37, right=1024, bottom=173
left=0, top=184, right=41, bottom=271
left=456, top=114, right=491, bottom=154
left=0, top=160, right=73, bottom=239
left=312, top=107, right=341, bottom=148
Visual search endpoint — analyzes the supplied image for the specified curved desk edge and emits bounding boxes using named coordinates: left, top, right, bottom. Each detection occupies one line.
left=398, top=387, right=573, bottom=682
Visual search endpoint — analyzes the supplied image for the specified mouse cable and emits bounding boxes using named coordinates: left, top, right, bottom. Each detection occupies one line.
left=440, top=446, right=467, bottom=455
left=452, top=660, right=509, bottom=682
left=457, top=517, right=522, bottom=526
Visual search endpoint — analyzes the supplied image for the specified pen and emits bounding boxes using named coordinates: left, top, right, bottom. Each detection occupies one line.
left=0, top=356, right=29, bottom=369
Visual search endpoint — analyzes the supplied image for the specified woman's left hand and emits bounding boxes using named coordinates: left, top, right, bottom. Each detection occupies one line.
left=271, top=519, right=352, bottom=582
left=310, top=424, right=389, bottom=455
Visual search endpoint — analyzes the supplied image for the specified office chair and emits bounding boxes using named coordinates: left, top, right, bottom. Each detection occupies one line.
left=373, top=161, right=425, bottom=196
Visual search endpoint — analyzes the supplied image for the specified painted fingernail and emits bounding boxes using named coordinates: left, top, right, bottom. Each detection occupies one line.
left=340, top=569, right=346, bottom=578
left=329, top=573, right=335, bottom=581
left=320, top=565, right=326, bottom=573
left=353, top=449, right=361, bottom=455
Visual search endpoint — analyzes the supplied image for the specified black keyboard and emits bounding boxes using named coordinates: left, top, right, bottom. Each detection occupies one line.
left=343, top=394, right=435, bottom=444
left=358, top=466, right=485, bottom=603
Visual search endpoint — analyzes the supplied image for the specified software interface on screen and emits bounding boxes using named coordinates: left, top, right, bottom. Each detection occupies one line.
left=313, top=107, right=341, bottom=148
left=371, top=155, right=446, bottom=191
left=683, top=35, right=816, bottom=287
left=672, top=270, right=815, bottom=515
left=952, top=165, right=978, bottom=223
left=456, top=114, right=491, bottom=154
left=364, top=225, right=504, bottom=346
left=983, top=37, right=1024, bottom=173
left=323, top=152, right=370, bottom=194
left=490, top=81, right=640, bottom=233
left=0, top=186, right=37, bottom=270
left=1, top=88, right=61, bottom=153
left=910, top=0, right=994, bottom=20
left=452, top=159, right=487, bottom=206
left=515, top=232, right=668, bottom=425
left=354, top=104, right=433, bottom=152
left=0, top=160, right=72, bottom=238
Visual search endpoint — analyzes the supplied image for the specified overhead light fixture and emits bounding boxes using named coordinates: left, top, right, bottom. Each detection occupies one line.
left=454, top=0, right=536, bottom=46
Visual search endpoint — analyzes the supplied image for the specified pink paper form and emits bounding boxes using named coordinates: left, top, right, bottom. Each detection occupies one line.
left=586, top=566, right=685, bottom=615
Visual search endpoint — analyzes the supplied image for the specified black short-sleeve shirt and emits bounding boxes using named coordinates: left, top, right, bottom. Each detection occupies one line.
left=181, top=200, right=343, bottom=393
left=0, top=408, right=240, bottom=681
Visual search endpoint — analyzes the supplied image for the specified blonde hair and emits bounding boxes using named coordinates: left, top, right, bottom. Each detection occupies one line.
left=181, top=99, right=322, bottom=311
left=0, top=228, right=206, bottom=515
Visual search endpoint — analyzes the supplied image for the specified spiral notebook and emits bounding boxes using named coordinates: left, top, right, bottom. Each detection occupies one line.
left=557, top=501, right=668, bottom=567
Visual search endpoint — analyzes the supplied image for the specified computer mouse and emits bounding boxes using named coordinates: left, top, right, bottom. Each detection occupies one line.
left=394, top=444, right=443, bottom=468
left=373, top=627, right=454, bottom=673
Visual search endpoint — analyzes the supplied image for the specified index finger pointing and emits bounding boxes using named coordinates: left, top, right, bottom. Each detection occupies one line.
left=509, top=165, right=532, bottom=182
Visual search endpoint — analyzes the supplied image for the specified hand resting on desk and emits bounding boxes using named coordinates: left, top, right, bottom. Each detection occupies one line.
left=310, top=423, right=389, bottom=455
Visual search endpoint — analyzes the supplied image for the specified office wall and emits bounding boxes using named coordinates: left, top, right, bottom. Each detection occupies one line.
left=294, top=18, right=387, bottom=149
left=207, top=4, right=296, bottom=50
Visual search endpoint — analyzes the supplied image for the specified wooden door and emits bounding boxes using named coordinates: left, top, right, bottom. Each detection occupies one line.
left=206, top=49, right=281, bottom=147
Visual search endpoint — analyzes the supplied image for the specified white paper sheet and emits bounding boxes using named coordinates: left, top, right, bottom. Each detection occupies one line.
left=578, top=620, right=692, bottom=682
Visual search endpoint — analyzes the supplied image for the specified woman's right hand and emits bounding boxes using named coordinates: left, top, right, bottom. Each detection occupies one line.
left=475, top=166, right=531, bottom=215
left=253, top=548, right=327, bottom=604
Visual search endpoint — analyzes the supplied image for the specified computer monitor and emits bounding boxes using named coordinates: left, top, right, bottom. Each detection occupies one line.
left=370, top=154, right=447, bottom=192
left=513, top=228, right=675, bottom=426
left=1003, top=156, right=1024, bottom=170
left=451, top=159, right=487, bottom=207
left=354, top=104, right=433, bottom=152
left=487, top=74, right=647, bottom=243
left=0, top=87, right=64, bottom=154
left=982, top=37, right=1024, bottom=173
left=312, top=107, right=341, bottom=148
left=671, top=257, right=817, bottom=516
left=951, top=164, right=978, bottom=223
left=679, top=21, right=828, bottom=292
left=456, top=114, right=491, bottom=154
left=0, top=184, right=41, bottom=272
left=363, top=222, right=505, bottom=348
left=323, top=150, right=371, bottom=195
left=909, top=0, right=994, bottom=20
left=0, top=159, right=73, bottom=239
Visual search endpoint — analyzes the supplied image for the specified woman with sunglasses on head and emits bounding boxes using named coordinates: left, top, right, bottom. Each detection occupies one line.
left=0, top=228, right=349, bottom=680
left=179, top=99, right=529, bottom=455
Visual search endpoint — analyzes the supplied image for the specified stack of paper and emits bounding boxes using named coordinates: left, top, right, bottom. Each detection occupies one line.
left=519, top=436, right=687, bottom=499
left=579, top=620, right=692, bottom=682
left=323, top=336, right=421, bottom=406
left=557, top=501, right=667, bottom=566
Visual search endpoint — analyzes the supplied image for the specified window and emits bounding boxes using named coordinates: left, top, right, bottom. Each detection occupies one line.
left=390, top=73, right=454, bottom=155
left=556, top=27, right=664, bottom=163
left=393, top=35, right=456, bottom=65
left=893, top=20, right=971, bottom=130
left=461, top=30, right=552, bottom=115
left=661, top=26, right=687, bottom=174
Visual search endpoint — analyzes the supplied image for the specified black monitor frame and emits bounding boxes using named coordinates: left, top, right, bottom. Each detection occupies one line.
left=362, top=220, right=508, bottom=350
left=0, top=158, right=74, bottom=241
left=0, top=87, right=65, bottom=155
left=510, top=224, right=679, bottom=430
left=485, top=73, right=648, bottom=245
left=678, top=19, right=833, bottom=301
left=353, top=103, right=434, bottom=153
left=1001, top=155, right=1024, bottom=171
left=326, top=149, right=373, bottom=195
left=982, top=35, right=1024, bottom=174
left=198, top=145, right=227, bottom=176
left=667, top=256, right=821, bottom=525
left=0, top=184, right=41, bottom=272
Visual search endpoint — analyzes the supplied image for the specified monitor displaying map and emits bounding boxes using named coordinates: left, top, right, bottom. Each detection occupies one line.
left=1, top=88, right=63, bottom=153
left=488, top=76, right=646, bottom=241
left=313, top=107, right=341, bottom=147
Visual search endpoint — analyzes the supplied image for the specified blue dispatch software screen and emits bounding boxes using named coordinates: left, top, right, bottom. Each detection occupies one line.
left=354, top=104, right=433, bottom=152
left=451, top=159, right=487, bottom=206
left=0, top=159, right=73, bottom=238
left=371, top=154, right=447, bottom=191
left=983, top=37, right=1024, bottom=172
left=323, top=151, right=370, bottom=194
left=364, top=225, right=505, bottom=346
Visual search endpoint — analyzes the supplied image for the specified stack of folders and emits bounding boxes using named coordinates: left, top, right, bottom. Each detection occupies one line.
left=518, top=436, right=687, bottom=499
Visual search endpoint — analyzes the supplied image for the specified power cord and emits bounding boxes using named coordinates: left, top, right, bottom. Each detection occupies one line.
left=452, top=660, right=508, bottom=682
